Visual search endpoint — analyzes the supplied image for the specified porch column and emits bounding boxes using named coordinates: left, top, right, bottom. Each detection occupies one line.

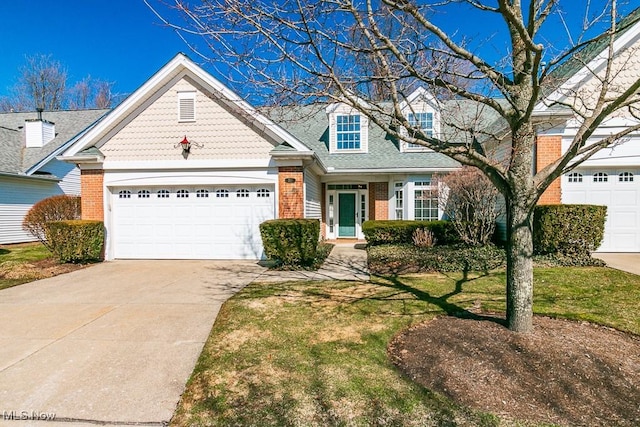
left=536, top=135, right=562, bottom=204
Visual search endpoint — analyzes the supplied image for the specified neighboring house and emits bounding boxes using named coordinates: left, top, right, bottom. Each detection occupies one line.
left=59, top=7, right=640, bottom=260
left=535, top=7, right=640, bottom=252
left=0, top=109, right=108, bottom=244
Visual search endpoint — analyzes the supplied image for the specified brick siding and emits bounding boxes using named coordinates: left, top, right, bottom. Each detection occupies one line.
left=536, top=135, right=562, bottom=204
left=80, top=169, right=104, bottom=220
left=278, top=166, right=304, bottom=218
left=368, top=182, right=388, bottom=220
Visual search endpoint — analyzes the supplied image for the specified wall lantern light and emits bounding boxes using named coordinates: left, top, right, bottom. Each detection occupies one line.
left=175, top=135, right=203, bottom=158
left=284, top=177, right=296, bottom=183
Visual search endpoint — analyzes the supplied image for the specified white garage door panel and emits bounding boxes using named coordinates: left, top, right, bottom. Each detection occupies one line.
left=563, top=169, right=640, bottom=252
left=112, top=186, right=275, bottom=259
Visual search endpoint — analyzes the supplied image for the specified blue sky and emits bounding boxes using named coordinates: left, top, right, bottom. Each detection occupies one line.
left=0, top=1, right=189, bottom=99
left=0, top=1, right=636, bottom=104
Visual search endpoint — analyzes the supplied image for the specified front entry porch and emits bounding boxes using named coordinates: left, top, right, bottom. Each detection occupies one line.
left=325, top=184, right=368, bottom=240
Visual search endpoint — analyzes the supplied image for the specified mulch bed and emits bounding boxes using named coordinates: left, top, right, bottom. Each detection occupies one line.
left=389, top=315, right=640, bottom=426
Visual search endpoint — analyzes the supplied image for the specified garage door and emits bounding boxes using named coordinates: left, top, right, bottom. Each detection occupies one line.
left=563, top=169, right=640, bottom=252
left=112, top=185, right=275, bottom=259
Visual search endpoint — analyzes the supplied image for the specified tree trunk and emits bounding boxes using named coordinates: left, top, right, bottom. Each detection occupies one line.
left=505, top=197, right=534, bottom=333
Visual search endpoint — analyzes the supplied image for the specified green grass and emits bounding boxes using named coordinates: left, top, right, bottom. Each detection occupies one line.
left=0, top=242, right=52, bottom=290
left=172, top=266, right=640, bottom=426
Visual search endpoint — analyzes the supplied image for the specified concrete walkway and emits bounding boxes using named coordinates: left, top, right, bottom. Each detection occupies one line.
left=0, top=260, right=266, bottom=427
left=256, top=243, right=370, bottom=282
left=592, top=253, right=640, bottom=275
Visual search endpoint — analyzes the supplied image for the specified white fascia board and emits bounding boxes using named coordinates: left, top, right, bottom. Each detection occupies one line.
left=325, top=167, right=460, bottom=174
left=536, top=20, right=640, bottom=111
left=399, top=87, right=440, bottom=111
left=64, top=53, right=310, bottom=157
left=103, top=158, right=273, bottom=170
left=56, top=154, right=104, bottom=165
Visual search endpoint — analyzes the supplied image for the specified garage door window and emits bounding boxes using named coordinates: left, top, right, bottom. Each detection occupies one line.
left=196, top=189, right=209, bottom=198
left=157, top=189, right=170, bottom=198
left=237, top=189, right=250, bottom=198
left=567, top=172, right=582, bottom=183
left=137, top=190, right=150, bottom=198
left=619, top=172, right=634, bottom=182
left=119, top=190, right=131, bottom=199
left=257, top=188, right=270, bottom=198
left=216, top=189, right=229, bottom=198
left=177, top=189, right=189, bottom=198
left=593, top=172, right=608, bottom=183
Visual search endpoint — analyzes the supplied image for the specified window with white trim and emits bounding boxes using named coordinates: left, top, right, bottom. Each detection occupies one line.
left=237, top=189, right=250, bottom=198
left=157, top=189, right=170, bottom=198
left=406, top=112, right=434, bottom=149
left=593, top=172, right=608, bottom=183
left=619, top=172, right=634, bottom=182
left=177, top=189, right=189, bottom=198
left=394, top=182, right=404, bottom=220
left=178, top=91, right=196, bottom=122
left=414, top=180, right=438, bottom=220
left=118, top=190, right=131, bottom=199
left=216, top=189, right=229, bottom=198
left=196, top=189, right=209, bottom=198
left=336, top=115, right=361, bottom=150
left=257, top=188, right=270, bottom=198
left=567, top=172, right=582, bottom=183
left=137, top=190, right=150, bottom=198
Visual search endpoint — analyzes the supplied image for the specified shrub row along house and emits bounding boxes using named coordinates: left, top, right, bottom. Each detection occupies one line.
left=2, top=9, right=639, bottom=258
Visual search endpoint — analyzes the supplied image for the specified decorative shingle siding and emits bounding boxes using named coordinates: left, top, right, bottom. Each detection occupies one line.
left=278, top=166, right=304, bottom=218
left=81, top=169, right=104, bottom=220
left=369, top=182, right=389, bottom=220
left=536, top=135, right=562, bottom=204
left=100, top=77, right=275, bottom=161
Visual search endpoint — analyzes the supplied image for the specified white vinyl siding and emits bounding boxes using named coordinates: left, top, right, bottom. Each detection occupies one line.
left=38, top=160, right=80, bottom=195
left=0, top=176, right=64, bottom=244
left=304, top=169, right=322, bottom=219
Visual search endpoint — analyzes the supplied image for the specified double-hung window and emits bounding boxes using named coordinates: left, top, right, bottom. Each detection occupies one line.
left=336, top=115, right=361, bottom=150
left=406, top=112, right=434, bottom=149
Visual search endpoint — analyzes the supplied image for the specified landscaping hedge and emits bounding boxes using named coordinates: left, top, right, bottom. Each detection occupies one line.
left=362, top=220, right=459, bottom=246
left=45, top=220, right=104, bottom=263
left=260, top=219, right=320, bottom=267
left=533, top=204, right=606, bottom=256
left=367, top=244, right=506, bottom=275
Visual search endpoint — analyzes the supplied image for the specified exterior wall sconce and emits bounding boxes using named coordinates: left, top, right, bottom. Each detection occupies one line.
left=175, top=135, right=203, bottom=158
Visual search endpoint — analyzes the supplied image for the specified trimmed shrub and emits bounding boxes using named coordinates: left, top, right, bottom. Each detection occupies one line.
left=362, top=220, right=459, bottom=246
left=260, top=219, right=320, bottom=267
left=367, top=243, right=506, bottom=275
left=533, top=204, right=607, bottom=256
left=45, top=220, right=104, bottom=263
left=22, top=195, right=81, bottom=249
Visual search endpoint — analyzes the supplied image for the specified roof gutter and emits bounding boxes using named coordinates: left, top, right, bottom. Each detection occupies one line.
left=0, top=171, right=61, bottom=182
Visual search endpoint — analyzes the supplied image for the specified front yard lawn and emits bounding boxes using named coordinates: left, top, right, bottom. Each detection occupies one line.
left=0, top=242, right=85, bottom=290
left=172, top=267, right=640, bottom=426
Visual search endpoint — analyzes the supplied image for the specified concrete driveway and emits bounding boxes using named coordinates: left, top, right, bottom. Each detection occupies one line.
left=0, top=260, right=266, bottom=426
left=593, top=253, right=640, bottom=275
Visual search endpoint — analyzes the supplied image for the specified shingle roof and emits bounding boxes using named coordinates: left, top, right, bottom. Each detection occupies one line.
left=0, top=109, right=108, bottom=176
left=266, top=99, right=502, bottom=171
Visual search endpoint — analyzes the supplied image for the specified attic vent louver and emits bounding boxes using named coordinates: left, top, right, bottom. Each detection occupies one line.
left=178, top=92, right=196, bottom=122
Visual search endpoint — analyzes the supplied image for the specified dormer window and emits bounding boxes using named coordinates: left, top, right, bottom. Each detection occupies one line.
left=400, top=88, right=440, bottom=152
left=326, top=101, right=369, bottom=153
left=178, top=91, right=196, bottom=122
left=336, top=115, right=361, bottom=150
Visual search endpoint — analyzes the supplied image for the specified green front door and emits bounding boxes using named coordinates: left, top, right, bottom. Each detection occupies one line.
left=338, top=193, right=356, bottom=237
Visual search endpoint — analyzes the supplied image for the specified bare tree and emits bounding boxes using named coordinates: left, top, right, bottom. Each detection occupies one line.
left=20, top=54, right=67, bottom=111
left=149, top=0, right=640, bottom=332
left=68, top=76, right=115, bottom=109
